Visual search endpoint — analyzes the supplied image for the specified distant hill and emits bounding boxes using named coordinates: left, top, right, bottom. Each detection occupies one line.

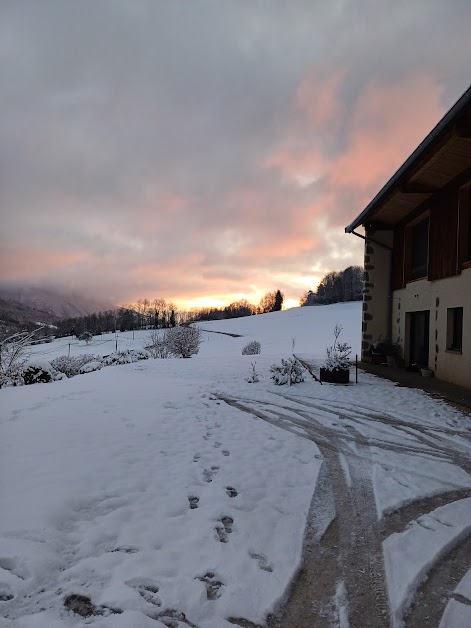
left=0, top=297, right=56, bottom=326
left=0, top=286, right=114, bottom=331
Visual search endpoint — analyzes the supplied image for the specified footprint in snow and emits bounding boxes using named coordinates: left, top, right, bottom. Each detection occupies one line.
left=0, top=583, right=14, bottom=601
left=221, top=450, right=230, bottom=457
left=125, top=578, right=161, bottom=606
left=249, top=552, right=273, bottom=572
left=193, top=453, right=201, bottom=462
left=215, top=516, right=233, bottom=543
left=0, top=557, right=26, bottom=580
left=157, top=608, right=198, bottom=627
left=214, top=442, right=222, bottom=448
left=188, top=496, right=199, bottom=510
left=203, top=466, right=219, bottom=483
left=226, top=486, right=238, bottom=498
left=196, top=572, right=224, bottom=600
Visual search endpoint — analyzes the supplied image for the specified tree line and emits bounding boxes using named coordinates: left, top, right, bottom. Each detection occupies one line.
left=300, top=266, right=363, bottom=306
left=53, top=290, right=285, bottom=338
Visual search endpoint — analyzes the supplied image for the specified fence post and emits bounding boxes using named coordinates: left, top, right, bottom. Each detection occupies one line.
left=115, top=334, right=118, bottom=352
left=68, top=343, right=70, bottom=357
left=355, top=354, right=358, bottom=383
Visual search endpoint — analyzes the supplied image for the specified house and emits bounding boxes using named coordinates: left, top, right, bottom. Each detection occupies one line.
left=345, top=84, right=471, bottom=389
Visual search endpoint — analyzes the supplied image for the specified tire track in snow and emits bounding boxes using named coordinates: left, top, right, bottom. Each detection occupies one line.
left=217, top=391, right=471, bottom=628
left=218, top=395, right=389, bottom=627
left=405, top=533, right=471, bottom=628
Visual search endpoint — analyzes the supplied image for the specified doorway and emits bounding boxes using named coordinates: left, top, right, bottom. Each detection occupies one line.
left=409, top=310, right=430, bottom=368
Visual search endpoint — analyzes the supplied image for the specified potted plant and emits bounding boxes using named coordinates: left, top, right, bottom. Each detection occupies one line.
left=380, top=341, right=401, bottom=368
left=320, top=324, right=351, bottom=384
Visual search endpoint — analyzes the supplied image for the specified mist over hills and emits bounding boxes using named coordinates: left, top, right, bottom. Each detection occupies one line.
left=0, top=285, right=114, bottom=327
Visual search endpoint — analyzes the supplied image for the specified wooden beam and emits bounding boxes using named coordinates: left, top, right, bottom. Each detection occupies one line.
left=399, top=183, right=439, bottom=194
left=396, top=164, right=471, bottom=229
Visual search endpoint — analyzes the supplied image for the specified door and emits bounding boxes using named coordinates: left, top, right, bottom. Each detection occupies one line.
left=409, top=310, right=430, bottom=368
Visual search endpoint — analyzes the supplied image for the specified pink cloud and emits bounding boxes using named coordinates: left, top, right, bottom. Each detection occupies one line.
left=265, top=71, right=446, bottom=227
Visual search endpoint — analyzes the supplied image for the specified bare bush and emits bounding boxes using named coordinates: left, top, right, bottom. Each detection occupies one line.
left=164, top=326, right=202, bottom=358
left=51, top=354, right=100, bottom=378
left=0, top=328, right=40, bottom=387
left=146, top=330, right=172, bottom=358
left=241, top=340, right=261, bottom=355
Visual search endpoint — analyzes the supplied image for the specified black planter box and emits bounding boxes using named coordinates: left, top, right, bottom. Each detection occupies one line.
left=320, top=367, right=350, bottom=384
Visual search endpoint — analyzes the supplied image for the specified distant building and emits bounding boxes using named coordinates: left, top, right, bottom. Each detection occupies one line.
left=346, top=85, right=471, bottom=388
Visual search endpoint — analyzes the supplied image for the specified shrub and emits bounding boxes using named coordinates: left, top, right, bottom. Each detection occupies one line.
left=245, top=361, right=260, bottom=383
left=0, top=329, right=38, bottom=388
left=101, top=349, right=150, bottom=366
left=323, top=324, right=352, bottom=371
left=51, top=354, right=100, bottom=378
left=23, top=360, right=65, bottom=385
left=164, top=326, right=201, bottom=358
left=145, top=330, right=172, bottom=358
left=270, top=357, right=305, bottom=386
left=242, top=340, right=261, bottom=355
left=79, top=360, right=102, bottom=374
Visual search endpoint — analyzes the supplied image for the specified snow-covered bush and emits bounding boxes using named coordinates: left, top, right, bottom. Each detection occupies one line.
left=270, top=357, right=305, bottom=386
left=164, top=326, right=202, bottom=358
left=79, top=360, right=102, bottom=374
left=245, top=361, right=260, bottom=383
left=51, top=354, right=100, bottom=378
left=242, top=341, right=261, bottom=355
left=23, top=360, right=65, bottom=385
left=145, top=330, right=172, bottom=359
left=0, top=329, right=38, bottom=388
left=79, top=331, right=94, bottom=344
left=323, top=324, right=352, bottom=371
left=101, top=349, right=150, bottom=366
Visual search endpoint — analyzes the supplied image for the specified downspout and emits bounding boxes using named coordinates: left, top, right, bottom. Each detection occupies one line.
left=349, top=230, right=394, bottom=344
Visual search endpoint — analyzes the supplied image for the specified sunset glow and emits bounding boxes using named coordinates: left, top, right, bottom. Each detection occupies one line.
left=1, top=2, right=470, bottom=310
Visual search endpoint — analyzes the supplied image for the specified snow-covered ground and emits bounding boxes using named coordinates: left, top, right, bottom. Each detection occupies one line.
left=1, top=302, right=471, bottom=627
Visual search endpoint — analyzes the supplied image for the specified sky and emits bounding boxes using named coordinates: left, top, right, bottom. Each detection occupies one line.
left=1, top=1, right=470, bottom=311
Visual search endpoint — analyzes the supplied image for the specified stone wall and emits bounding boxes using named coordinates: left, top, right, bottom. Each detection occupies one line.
left=362, top=229, right=394, bottom=358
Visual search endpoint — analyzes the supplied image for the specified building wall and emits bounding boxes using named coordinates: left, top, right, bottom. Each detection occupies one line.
left=361, top=229, right=393, bottom=357
left=392, top=267, right=471, bottom=388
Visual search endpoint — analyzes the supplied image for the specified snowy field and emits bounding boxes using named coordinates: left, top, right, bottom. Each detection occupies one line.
left=1, top=302, right=471, bottom=627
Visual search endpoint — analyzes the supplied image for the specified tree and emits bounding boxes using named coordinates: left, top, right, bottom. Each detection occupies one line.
left=79, top=331, right=93, bottom=344
left=300, top=266, right=363, bottom=306
left=273, top=290, right=284, bottom=311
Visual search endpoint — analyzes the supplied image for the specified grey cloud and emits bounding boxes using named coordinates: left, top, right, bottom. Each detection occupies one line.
left=1, top=0, right=470, bottom=305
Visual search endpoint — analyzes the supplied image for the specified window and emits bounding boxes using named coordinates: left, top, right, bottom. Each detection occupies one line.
left=447, top=307, right=463, bottom=352
left=410, top=217, right=429, bottom=279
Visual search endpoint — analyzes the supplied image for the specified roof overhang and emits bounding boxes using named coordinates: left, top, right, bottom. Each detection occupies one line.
left=345, top=84, right=471, bottom=233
